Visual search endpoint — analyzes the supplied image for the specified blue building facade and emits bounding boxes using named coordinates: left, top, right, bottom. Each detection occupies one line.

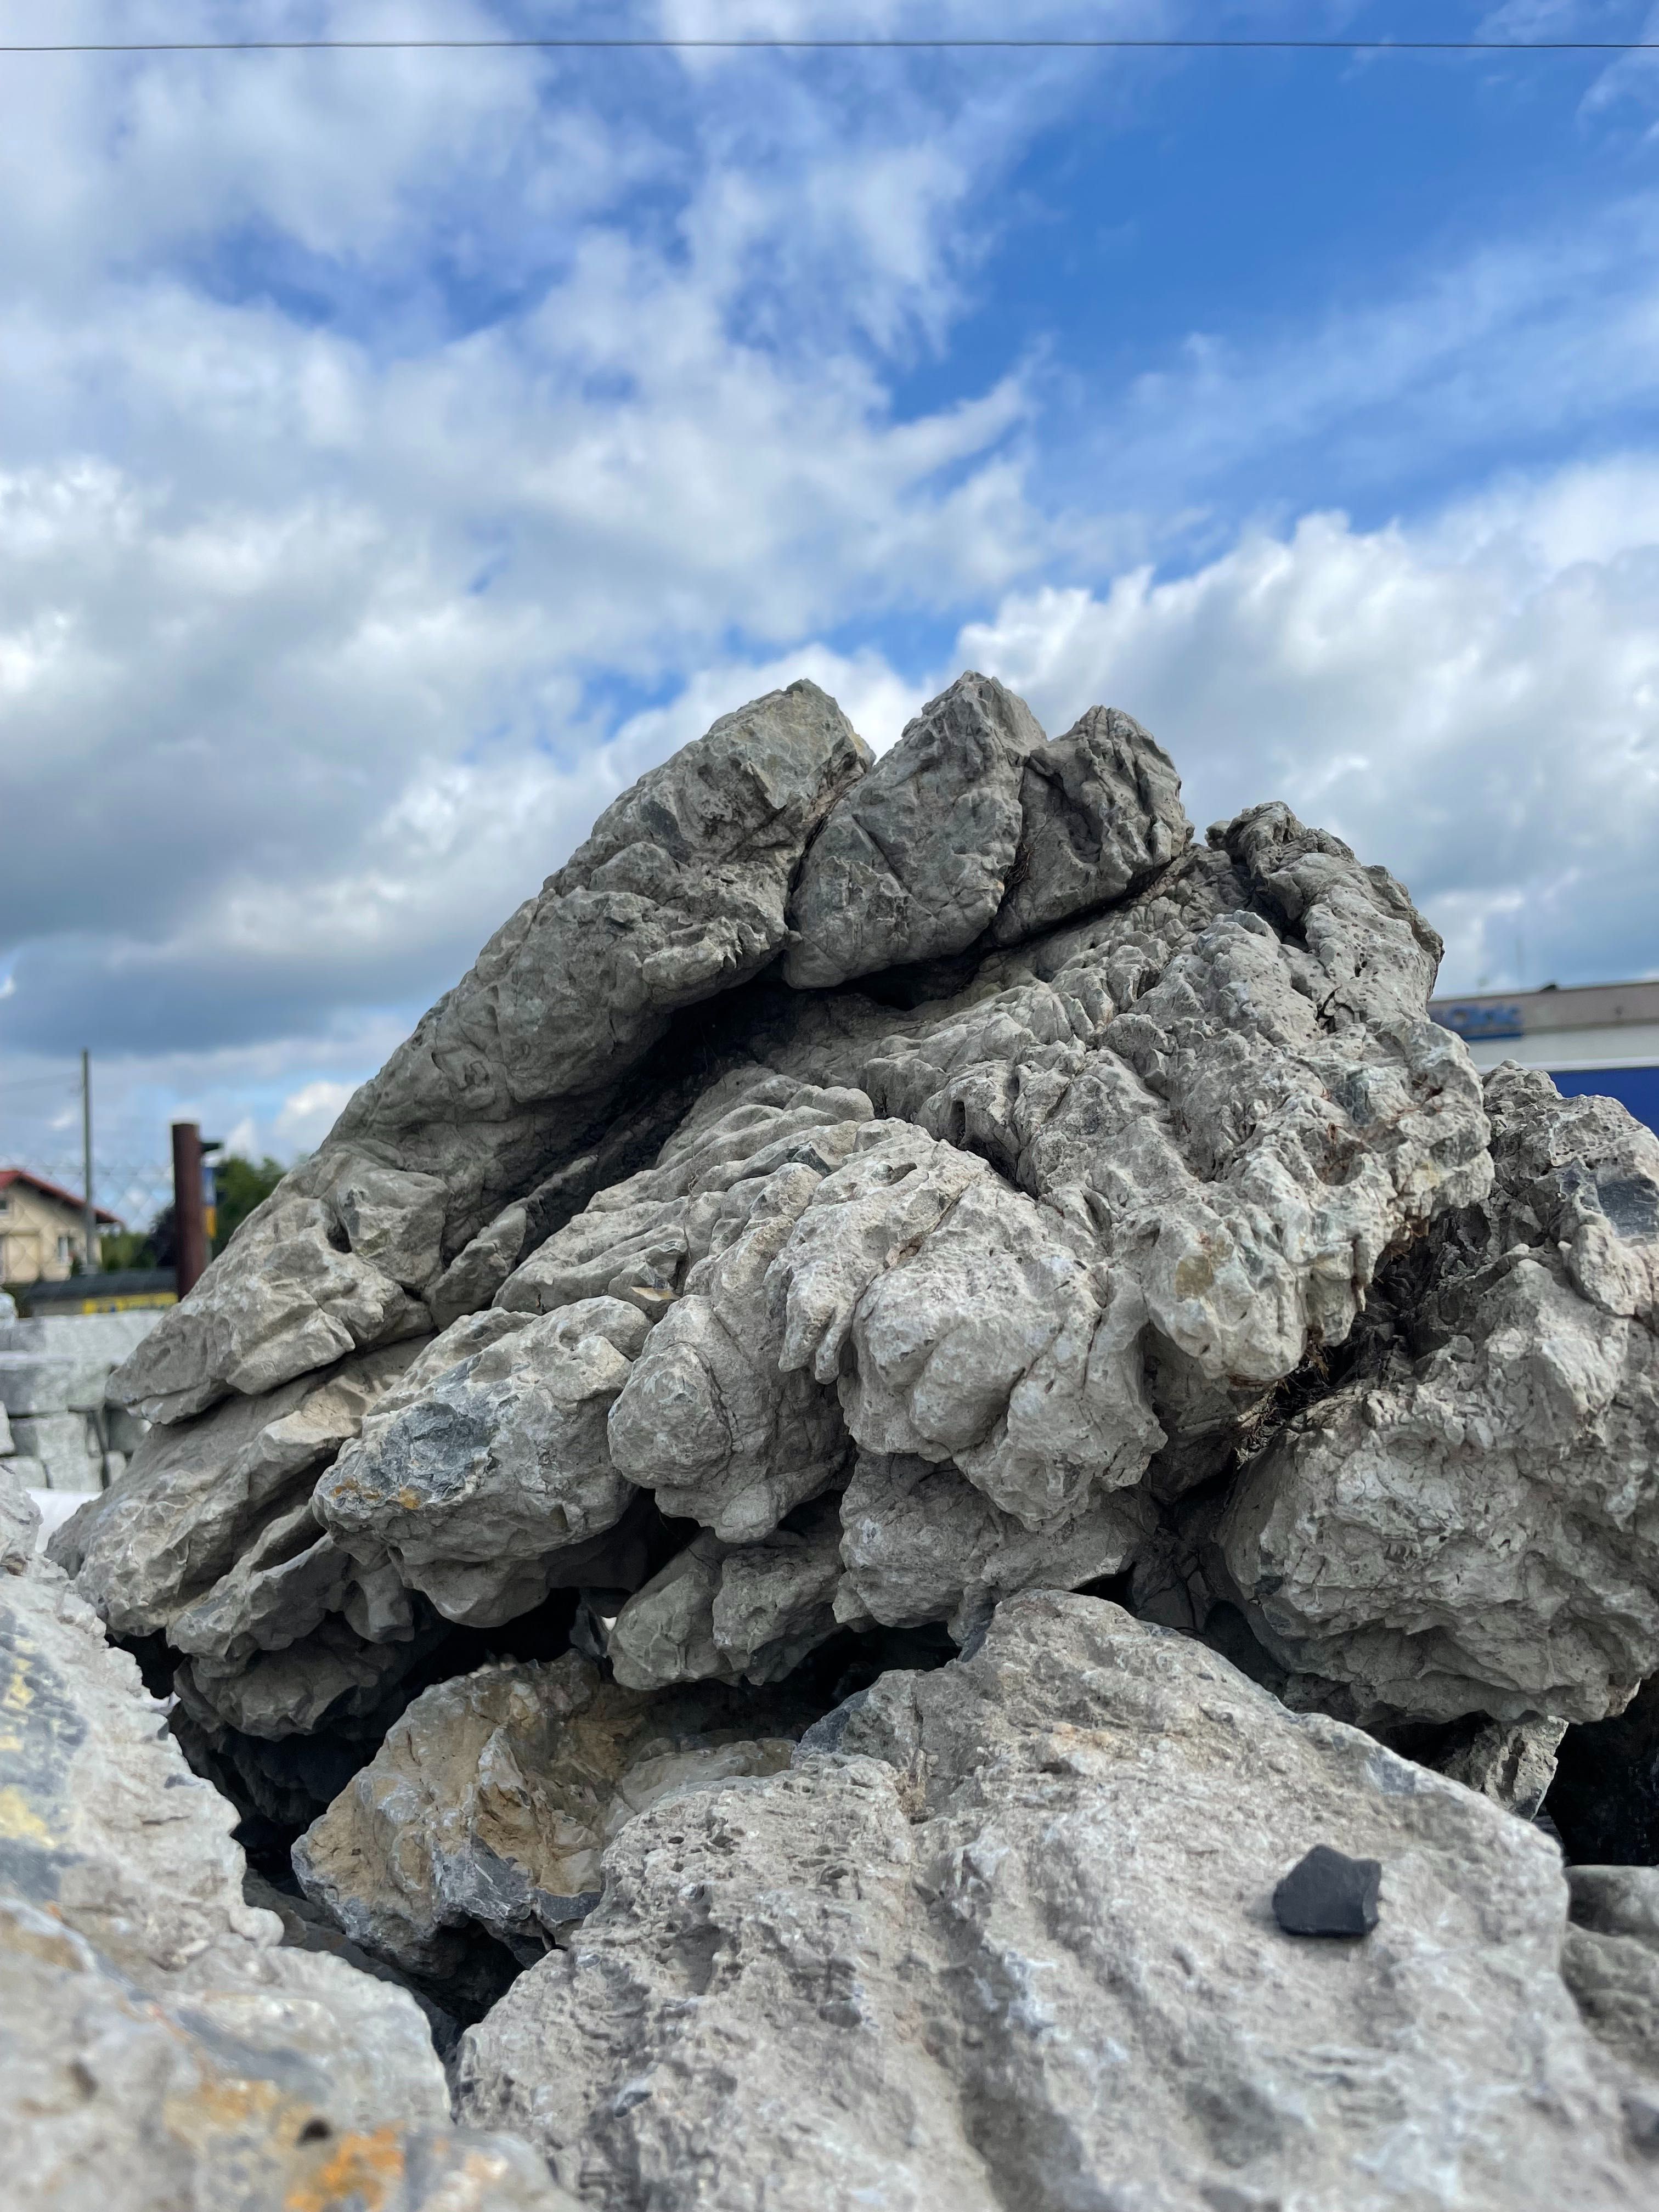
left=1430, top=980, right=1659, bottom=1136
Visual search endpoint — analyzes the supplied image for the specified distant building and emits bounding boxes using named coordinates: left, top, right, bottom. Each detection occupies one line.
left=0, top=1170, right=123, bottom=1285
left=1430, top=980, right=1659, bottom=1134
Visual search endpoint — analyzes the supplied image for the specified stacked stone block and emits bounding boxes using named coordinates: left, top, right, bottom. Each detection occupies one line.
left=0, top=1305, right=159, bottom=1491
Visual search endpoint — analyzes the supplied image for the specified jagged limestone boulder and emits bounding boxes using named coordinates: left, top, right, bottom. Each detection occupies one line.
left=110, top=681, right=869, bottom=1424
left=986, top=703, right=1190, bottom=944
left=2, top=1899, right=578, bottom=2212
left=0, top=1555, right=573, bottom=2210
left=62, top=668, right=1659, bottom=1825
left=50, top=1339, right=447, bottom=1741
left=1562, top=1866, right=1659, bottom=2143
left=55, top=1340, right=425, bottom=1644
left=1217, top=1066, right=1659, bottom=1723
left=458, top=1590, right=1654, bottom=2209
left=316, top=1300, right=650, bottom=1627
left=782, top=670, right=1048, bottom=986
left=1, top=1458, right=40, bottom=1570
left=293, top=1652, right=810, bottom=1993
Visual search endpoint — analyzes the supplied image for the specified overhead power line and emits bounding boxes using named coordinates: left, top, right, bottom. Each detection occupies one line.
left=0, top=37, right=1656, bottom=57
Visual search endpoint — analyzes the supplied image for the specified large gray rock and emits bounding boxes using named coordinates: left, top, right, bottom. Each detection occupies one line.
left=52, top=1338, right=425, bottom=1644
left=607, top=1499, right=849, bottom=1690
left=1563, top=1866, right=1659, bottom=2142
left=458, top=1590, right=1653, bottom=2209
left=1217, top=1065, right=1659, bottom=1724
left=0, top=1458, right=41, bottom=1570
left=987, top=703, right=1190, bottom=945
left=111, top=682, right=868, bottom=1425
left=834, top=1446, right=1154, bottom=1640
left=783, top=671, right=1046, bottom=988
left=0, top=1554, right=573, bottom=2208
left=294, top=1652, right=808, bottom=1992
left=315, top=1300, right=648, bottom=1627
left=62, top=675, right=1645, bottom=1842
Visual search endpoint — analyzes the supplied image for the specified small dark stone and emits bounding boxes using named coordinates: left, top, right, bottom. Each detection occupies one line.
left=1272, top=1844, right=1381, bottom=1938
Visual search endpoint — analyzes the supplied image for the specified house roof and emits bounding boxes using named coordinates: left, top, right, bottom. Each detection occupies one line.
left=0, top=1169, right=125, bottom=1227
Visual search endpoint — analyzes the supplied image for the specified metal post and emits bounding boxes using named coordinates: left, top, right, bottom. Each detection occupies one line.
left=81, top=1049, right=97, bottom=1275
left=171, top=1121, right=208, bottom=1297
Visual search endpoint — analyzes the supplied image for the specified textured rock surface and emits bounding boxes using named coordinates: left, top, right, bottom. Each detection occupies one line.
left=317, top=1301, right=650, bottom=1627
left=110, top=681, right=868, bottom=1424
left=52, top=669, right=1659, bottom=1944
left=459, top=1591, right=1651, bottom=2208
left=0, top=1554, right=574, bottom=2209
left=242, top=1867, right=462, bottom=2051
left=987, top=704, right=1190, bottom=945
left=294, top=1652, right=809, bottom=1994
left=55, top=1339, right=425, bottom=1641
left=608, top=1499, right=849, bottom=1689
left=1, top=1457, right=40, bottom=1569
left=1562, top=1866, right=1659, bottom=2144
left=1440, top=1715, right=1567, bottom=1821
left=1217, top=1066, right=1659, bottom=1723
left=2, top=1898, right=578, bottom=2212
left=50, top=1337, right=448, bottom=1743
left=783, top=671, right=1047, bottom=988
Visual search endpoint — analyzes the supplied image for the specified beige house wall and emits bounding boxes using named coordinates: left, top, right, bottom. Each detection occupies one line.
left=0, top=1183, right=95, bottom=1283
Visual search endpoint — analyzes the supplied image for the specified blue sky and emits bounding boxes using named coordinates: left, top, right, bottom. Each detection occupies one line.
left=3, top=0, right=1659, bottom=1221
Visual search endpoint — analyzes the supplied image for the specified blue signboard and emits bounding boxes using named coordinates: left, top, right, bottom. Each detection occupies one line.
left=1551, top=1065, right=1659, bottom=1138
left=1435, top=1003, right=1525, bottom=1041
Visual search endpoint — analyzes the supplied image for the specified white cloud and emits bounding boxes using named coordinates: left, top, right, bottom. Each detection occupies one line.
left=4, top=0, right=1658, bottom=1181
left=221, top=1116, right=261, bottom=1160
left=0, top=0, right=1073, bottom=1075
left=274, top=1080, right=357, bottom=1152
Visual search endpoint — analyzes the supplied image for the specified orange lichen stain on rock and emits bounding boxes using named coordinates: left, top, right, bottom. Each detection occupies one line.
left=0, top=1781, right=56, bottom=1846
left=397, top=1488, right=421, bottom=1511
left=0, top=1643, right=38, bottom=1753
left=284, top=2123, right=409, bottom=2211
left=163, top=2069, right=293, bottom=2147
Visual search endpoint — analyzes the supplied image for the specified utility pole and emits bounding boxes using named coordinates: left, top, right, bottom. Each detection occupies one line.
left=81, top=1049, right=97, bottom=1275
left=171, top=1121, right=208, bottom=1297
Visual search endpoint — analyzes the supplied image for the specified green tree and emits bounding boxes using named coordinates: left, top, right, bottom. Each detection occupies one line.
left=97, top=1227, right=154, bottom=1272
left=212, top=1155, right=288, bottom=1253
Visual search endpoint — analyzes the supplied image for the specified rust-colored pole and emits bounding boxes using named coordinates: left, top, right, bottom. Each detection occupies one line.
left=171, top=1121, right=208, bottom=1296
